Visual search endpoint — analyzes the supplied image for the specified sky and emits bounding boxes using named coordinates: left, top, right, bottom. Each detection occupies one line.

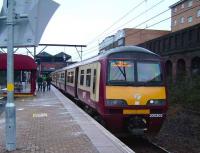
left=0, top=0, right=180, bottom=61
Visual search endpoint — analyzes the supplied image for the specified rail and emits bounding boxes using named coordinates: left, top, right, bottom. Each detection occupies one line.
left=149, top=141, right=171, bottom=153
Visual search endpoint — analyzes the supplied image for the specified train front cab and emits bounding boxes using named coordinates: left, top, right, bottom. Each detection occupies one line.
left=102, top=49, right=168, bottom=135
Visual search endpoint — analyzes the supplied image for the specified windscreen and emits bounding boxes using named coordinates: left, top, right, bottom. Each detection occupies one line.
left=108, top=60, right=135, bottom=82
left=108, top=60, right=162, bottom=85
left=137, top=62, right=162, bottom=82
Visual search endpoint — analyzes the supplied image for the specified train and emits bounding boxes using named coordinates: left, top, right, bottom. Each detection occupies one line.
left=0, top=53, right=37, bottom=97
left=51, top=46, right=168, bottom=135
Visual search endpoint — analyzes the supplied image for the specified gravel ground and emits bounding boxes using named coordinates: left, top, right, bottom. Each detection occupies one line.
left=151, top=104, right=200, bottom=153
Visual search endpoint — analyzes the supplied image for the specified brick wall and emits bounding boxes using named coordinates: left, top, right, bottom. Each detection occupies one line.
left=124, top=28, right=170, bottom=45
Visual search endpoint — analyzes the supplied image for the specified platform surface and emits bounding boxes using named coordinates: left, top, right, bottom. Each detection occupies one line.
left=0, top=86, right=134, bottom=153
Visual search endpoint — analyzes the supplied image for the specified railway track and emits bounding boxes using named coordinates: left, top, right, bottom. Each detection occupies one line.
left=184, top=108, right=200, bottom=116
left=67, top=94, right=171, bottom=153
left=120, top=136, right=171, bottom=153
left=150, top=141, right=171, bottom=153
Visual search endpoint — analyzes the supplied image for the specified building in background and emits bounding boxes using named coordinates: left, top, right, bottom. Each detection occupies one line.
left=99, top=28, right=170, bottom=53
left=170, top=0, right=200, bottom=32
left=35, top=51, right=75, bottom=76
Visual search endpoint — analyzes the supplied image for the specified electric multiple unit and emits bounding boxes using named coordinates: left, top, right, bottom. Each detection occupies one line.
left=51, top=46, right=168, bottom=135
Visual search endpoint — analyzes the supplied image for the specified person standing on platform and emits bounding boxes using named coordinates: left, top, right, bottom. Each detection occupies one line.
left=37, top=75, right=43, bottom=91
left=42, top=75, right=47, bottom=92
left=46, top=75, right=52, bottom=91
left=43, top=80, right=47, bottom=92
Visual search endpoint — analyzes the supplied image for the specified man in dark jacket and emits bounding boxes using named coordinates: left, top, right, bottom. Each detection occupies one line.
left=46, top=75, right=52, bottom=91
left=37, top=75, right=43, bottom=91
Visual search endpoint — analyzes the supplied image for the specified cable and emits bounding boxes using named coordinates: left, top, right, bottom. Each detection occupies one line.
left=101, top=0, right=166, bottom=38
left=82, top=0, right=166, bottom=57
left=125, top=8, right=170, bottom=37
left=86, top=0, right=146, bottom=45
left=95, top=6, right=171, bottom=48
left=125, top=4, right=200, bottom=39
left=83, top=45, right=98, bottom=53
left=76, top=3, right=200, bottom=61
left=86, top=0, right=166, bottom=47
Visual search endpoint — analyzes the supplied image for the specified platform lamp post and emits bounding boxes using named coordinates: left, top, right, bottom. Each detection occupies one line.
left=5, top=0, right=16, bottom=151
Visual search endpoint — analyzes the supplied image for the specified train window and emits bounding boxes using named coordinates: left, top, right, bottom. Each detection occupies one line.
left=137, top=62, right=162, bottom=83
left=67, top=72, right=74, bottom=83
left=61, top=73, right=65, bottom=80
left=67, top=72, right=71, bottom=83
left=108, top=60, right=135, bottom=83
left=80, top=70, right=85, bottom=85
left=93, top=69, right=97, bottom=94
left=71, top=72, right=74, bottom=83
left=86, top=69, right=91, bottom=87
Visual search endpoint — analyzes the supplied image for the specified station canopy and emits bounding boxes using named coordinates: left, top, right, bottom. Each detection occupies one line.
left=0, top=53, right=37, bottom=70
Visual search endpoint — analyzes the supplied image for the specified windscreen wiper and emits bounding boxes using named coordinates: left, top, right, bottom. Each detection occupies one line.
left=114, top=61, right=126, bottom=80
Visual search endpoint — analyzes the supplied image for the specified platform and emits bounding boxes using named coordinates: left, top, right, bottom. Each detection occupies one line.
left=0, top=86, right=134, bottom=153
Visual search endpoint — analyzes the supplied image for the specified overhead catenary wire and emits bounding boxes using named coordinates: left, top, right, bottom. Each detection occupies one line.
left=84, top=0, right=166, bottom=57
left=86, top=0, right=166, bottom=47
left=86, top=0, right=147, bottom=46
left=125, top=4, right=200, bottom=39
left=100, top=0, right=166, bottom=39
left=82, top=5, right=170, bottom=58
left=88, top=2, right=200, bottom=49
left=83, top=0, right=165, bottom=55
left=78, top=4, right=200, bottom=61
left=85, top=0, right=165, bottom=53
left=82, top=45, right=99, bottom=53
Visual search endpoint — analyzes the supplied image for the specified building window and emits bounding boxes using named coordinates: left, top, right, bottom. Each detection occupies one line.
left=173, top=20, right=177, bottom=26
left=181, top=3, right=184, bottom=9
left=86, top=69, right=91, bottom=87
left=173, top=7, right=177, bottom=13
left=197, top=9, right=200, bottom=17
left=80, top=70, right=84, bottom=85
left=188, top=0, right=193, bottom=7
left=180, top=16, right=185, bottom=23
left=118, top=39, right=124, bottom=46
left=188, top=16, right=193, bottom=23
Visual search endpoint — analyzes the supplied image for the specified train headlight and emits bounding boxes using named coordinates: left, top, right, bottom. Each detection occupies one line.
left=105, top=99, right=128, bottom=106
left=147, top=99, right=165, bottom=106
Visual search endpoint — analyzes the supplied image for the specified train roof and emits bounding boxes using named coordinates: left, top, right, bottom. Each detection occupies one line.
left=52, top=46, right=159, bottom=72
left=102, top=46, right=158, bottom=57
left=0, top=53, right=37, bottom=70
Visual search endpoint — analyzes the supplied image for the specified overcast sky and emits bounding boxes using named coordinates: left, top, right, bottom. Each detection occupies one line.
left=0, top=0, right=179, bottom=60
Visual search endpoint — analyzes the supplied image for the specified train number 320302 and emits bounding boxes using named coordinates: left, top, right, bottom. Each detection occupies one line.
left=150, top=114, right=163, bottom=118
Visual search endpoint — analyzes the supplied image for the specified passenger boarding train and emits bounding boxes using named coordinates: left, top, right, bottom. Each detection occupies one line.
left=51, top=46, right=168, bottom=135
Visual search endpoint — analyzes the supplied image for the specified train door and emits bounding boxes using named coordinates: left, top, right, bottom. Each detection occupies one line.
left=75, top=67, right=79, bottom=98
left=64, top=70, right=67, bottom=92
left=90, top=62, right=100, bottom=102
